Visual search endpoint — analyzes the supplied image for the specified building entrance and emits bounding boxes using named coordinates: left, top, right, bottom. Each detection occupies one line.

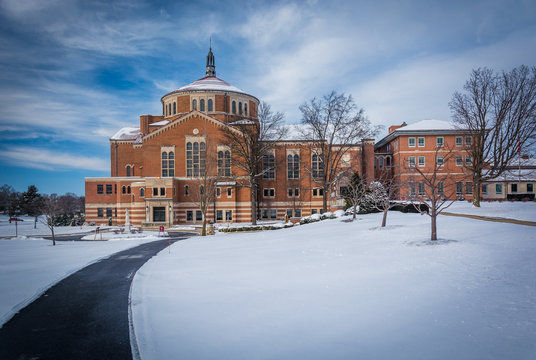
left=153, top=207, right=166, bottom=222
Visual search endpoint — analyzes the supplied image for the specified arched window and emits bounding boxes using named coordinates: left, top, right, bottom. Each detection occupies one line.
left=184, top=185, right=189, bottom=196
left=208, top=99, right=213, bottom=112
left=244, top=103, right=247, bottom=116
left=186, top=141, right=206, bottom=177
left=239, top=102, right=243, bottom=115
left=262, top=152, right=275, bottom=179
left=218, top=150, right=231, bottom=176
left=161, top=151, right=174, bottom=177
left=122, top=186, right=126, bottom=194
left=287, top=154, right=300, bottom=179
left=312, top=154, right=324, bottom=178
left=140, top=188, right=145, bottom=197
left=379, top=157, right=384, bottom=168
left=127, top=186, right=131, bottom=194
left=192, top=99, right=197, bottom=110
left=200, top=99, right=205, bottom=112
left=232, top=101, right=236, bottom=114
left=126, top=165, right=131, bottom=177
left=173, top=102, right=176, bottom=114
left=386, top=157, right=391, bottom=167
left=168, top=103, right=171, bottom=116
left=200, top=185, right=205, bottom=195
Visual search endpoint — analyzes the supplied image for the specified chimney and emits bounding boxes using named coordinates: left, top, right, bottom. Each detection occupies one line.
left=388, top=122, right=407, bottom=134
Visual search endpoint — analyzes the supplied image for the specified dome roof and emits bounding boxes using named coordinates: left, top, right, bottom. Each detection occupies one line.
left=162, top=76, right=253, bottom=99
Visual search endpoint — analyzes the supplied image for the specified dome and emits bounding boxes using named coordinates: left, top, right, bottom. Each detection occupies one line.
left=175, top=76, right=247, bottom=95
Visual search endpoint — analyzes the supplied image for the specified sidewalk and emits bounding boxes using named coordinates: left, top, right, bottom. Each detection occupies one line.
left=441, top=212, right=536, bottom=227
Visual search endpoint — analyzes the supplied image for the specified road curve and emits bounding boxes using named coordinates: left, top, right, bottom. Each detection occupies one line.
left=0, top=234, right=192, bottom=360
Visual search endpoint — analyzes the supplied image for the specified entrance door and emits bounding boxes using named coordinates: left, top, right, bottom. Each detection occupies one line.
left=153, top=207, right=166, bottom=222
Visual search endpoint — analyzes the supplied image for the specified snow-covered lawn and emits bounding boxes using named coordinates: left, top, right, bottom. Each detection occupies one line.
left=0, top=233, right=163, bottom=326
left=0, top=215, right=96, bottom=237
left=132, top=211, right=536, bottom=360
left=445, top=200, right=536, bottom=221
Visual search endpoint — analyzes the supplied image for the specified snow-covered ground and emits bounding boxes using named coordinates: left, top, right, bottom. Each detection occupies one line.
left=0, top=233, right=163, bottom=326
left=132, top=211, right=536, bottom=360
left=0, top=215, right=96, bottom=237
left=445, top=200, right=536, bottom=221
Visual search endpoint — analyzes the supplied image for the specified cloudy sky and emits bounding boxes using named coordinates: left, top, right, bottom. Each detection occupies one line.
left=0, top=0, right=535, bottom=195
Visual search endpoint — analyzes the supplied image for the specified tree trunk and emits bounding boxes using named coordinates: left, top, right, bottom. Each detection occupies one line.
left=473, top=179, right=481, bottom=207
left=322, top=185, right=328, bottom=213
left=431, top=214, right=437, bottom=241
left=352, top=203, right=357, bottom=220
left=202, top=217, right=206, bottom=236
left=381, top=209, right=388, bottom=227
left=51, top=226, right=56, bottom=246
left=34, top=216, right=37, bottom=229
left=250, top=182, right=257, bottom=225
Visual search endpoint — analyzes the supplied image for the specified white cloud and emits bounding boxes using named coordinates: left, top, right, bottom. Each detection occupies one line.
left=0, top=146, right=109, bottom=171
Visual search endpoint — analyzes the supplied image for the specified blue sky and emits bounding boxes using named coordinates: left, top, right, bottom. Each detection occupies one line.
left=0, top=0, right=535, bottom=196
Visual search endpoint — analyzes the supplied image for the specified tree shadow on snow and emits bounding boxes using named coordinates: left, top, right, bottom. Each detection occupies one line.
left=405, top=238, right=459, bottom=247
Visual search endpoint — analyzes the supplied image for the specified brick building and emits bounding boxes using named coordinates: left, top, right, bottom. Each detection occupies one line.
left=374, top=120, right=473, bottom=200
left=85, top=48, right=375, bottom=227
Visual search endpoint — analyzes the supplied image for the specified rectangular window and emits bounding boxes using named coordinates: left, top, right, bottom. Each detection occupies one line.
left=511, top=183, right=518, bottom=193
left=465, top=136, right=472, bottom=146
left=437, top=181, right=444, bottom=194
left=456, top=182, right=463, bottom=195
left=294, top=209, right=301, bottom=218
left=528, top=183, right=534, bottom=193
left=456, top=136, right=463, bottom=146
left=196, top=210, right=203, bottom=221
left=312, top=188, right=324, bottom=197
left=465, top=156, right=472, bottom=166
left=436, top=156, right=444, bottom=166
left=263, top=188, right=275, bottom=197
left=216, top=210, right=223, bottom=221
left=217, top=150, right=231, bottom=177
left=311, top=209, right=317, bottom=215
left=262, top=152, right=275, bottom=179
left=408, top=156, right=415, bottom=167
left=409, top=183, right=416, bottom=196
left=186, top=210, right=193, bottom=221
left=286, top=209, right=293, bottom=218
left=106, top=184, right=112, bottom=194
left=418, top=182, right=425, bottom=195
left=97, top=208, right=104, bottom=217
left=227, top=187, right=232, bottom=197
left=216, top=187, right=221, bottom=197
left=226, top=210, right=233, bottom=221
left=436, top=137, right=444, bottom=147
left=408, top=137, right=416, bottom=147
left=456, top=156, right=462, bottom=166
left=153, top=188, right=158, bottom=196
left=106, top=208, right=112, bottom=218
left=160, top=187, right=165, bottom=196
left=496, top=184, right=503, bottom=194
left=418, top=156, right=425, bottom=167
left=262, top=209, right=268, bottom=219
left=270, top=209, right=277, bottom=219
left=418, top=137, right=425, bottom=147
left=466, top=182, right=473, bottom=195
left=288, top=188, right=300, bottom=197
left=186, top=141, right=206, bottom=177
left=482, top=184, right=488, bottom=195
left=97, top=184, right=103, bottom=194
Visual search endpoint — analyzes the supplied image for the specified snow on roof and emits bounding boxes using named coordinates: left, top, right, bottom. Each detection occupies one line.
left=484, top=168, right=536, bottom=181
left=228, top=119, right=257, bottom=126
left=110, top=126, right=141, bottom=140
left=175, top=76, right=247, bottom=94
left=149, top=120, right=170, bottom=127
left=397, top=119, right=457, bottom=131
left=216, top=181, right=236, bottom=186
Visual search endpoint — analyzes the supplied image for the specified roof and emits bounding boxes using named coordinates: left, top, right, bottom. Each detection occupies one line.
left=110, top=127, right=141, bottom=141
left=484, top=168, right=536, bottom=182
left=149, top=120, right=170, bottom=127
left=375, top=119, right=466, bottom=150
left=162, top=76, right=257, bottom=100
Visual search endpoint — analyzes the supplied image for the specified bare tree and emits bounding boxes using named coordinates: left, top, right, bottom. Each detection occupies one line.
left=40, top=194, right=60, bottom=246
left=191, top=143, right=220, bottom=236
left=340, top=170, right=368, bottom=221
left=300, top=91, right=375, bottom=212
left=450, top=66, right=536, bottom=207
left=223, top=102, right=287, bottom=225
left=369, top=172, right=403, bottom=227
left=405, top=147, right=461, bottom=241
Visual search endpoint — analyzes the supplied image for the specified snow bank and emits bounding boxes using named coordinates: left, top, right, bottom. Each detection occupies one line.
left=446, top=201, right=536, bottom=221
left=132, top=211, right=536, bottom=359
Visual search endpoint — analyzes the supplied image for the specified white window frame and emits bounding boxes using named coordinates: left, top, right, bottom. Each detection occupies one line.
left=418, top=137, right=425, bottom=147
left=408, top=137, right=416, bottom=147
